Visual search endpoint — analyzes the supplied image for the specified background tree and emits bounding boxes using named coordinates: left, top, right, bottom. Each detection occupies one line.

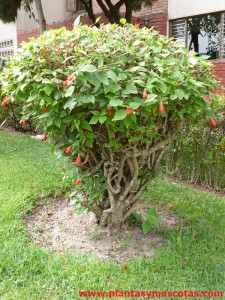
left=0, top=0, right=46, bottom=33
left=0, top=0, right=156, bottom=31
left=80, top=0, right=156, bottom=25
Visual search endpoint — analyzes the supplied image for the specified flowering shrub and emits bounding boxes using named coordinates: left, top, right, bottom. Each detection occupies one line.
left=0, top=23, right=218, bottom=233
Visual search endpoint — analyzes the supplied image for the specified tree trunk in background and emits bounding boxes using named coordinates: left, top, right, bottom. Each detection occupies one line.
left=34, top=0, right=46, bottom=33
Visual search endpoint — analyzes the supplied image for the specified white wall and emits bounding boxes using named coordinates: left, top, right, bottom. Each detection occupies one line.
left=168, top=0, right=225, bottom=20
left=17, top=0, right=69, bottom=31
left=0, top=20, right=17, bottom=61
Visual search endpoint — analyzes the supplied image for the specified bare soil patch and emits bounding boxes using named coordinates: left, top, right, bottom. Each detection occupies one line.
left=25, top=197, right=180, bottom=262
left=0, top=124, right=36, bottom=136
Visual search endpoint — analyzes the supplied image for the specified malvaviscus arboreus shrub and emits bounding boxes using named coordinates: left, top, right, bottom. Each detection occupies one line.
left=0, top=23, right=218, bottom=233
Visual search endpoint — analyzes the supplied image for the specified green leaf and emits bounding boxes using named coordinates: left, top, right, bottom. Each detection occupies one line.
left=89, top=115, right=99, bottom=124
left=142, top=221, right=152, bottom=235
left=147, top=207, right=157, bottom=216
left=132, top=212, right=143, bottom=222
left=81, top=120, right=92, bottom=131
left=149, top=216, right=160, bottom=229
left=47, top=117, right=54, bottom=127
left=55, top=117, right=61, bottom=128
left=99, top=116, right=107, bottom=124
left=65, top=86, right=75, bottom=98
left=27, top=93, right=38, bottom=102
left=112, top=109, right=127, bottom=121
left=62, top=116, right=74, bottom=123
left=170, top=94, right=177, bottom=100
left=54, top=90, right=64, bottom=100
left=96, top=72, right=109, bottom=85
left=129, top=102, right=141, bottom=109
left=106, top=70, right=117, bottom=82
left=80, top=64, right=97, bottom=72
left=176, top=89, right=184, bottom=100
left=109, top=99, right=123, bottom=107
left=98, top=56, right=103, bottom=68
left=108, top=140, right=121, bottom=148
left=44, top=84, right=54, bottom=96
left=17, top=73, right=25, bottom=82
left=125, top=83, right=138, bottom=94
left=95, top=16, right=101, bottom=23
left=158, top=82, right=167, bottom=94
left=80, top=95, right=95, bottom=104
left=86, top=73, right=100, bottom=87
left=20, top=83, right=27, bottom=91
left=128, top=136, right=139, bottom=142
left=39, top=112, right=51, bottom=119
left=63, top=98, right=77, bottom=110
left=120, top=18, right=127, bottom=24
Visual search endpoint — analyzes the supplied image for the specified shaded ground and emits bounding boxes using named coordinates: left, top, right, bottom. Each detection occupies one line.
left=166, top=175, right=225, bottom=197
left=25, top=197, right=180, bottom=262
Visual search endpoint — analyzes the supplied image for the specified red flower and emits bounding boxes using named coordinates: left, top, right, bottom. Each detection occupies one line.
left=22, top=120, right=27, bottom=126
left=1, top=100, right=8, bottom=107
left=75, top=179, right=81, bottom=185
left=75, top=155, right=81, bottom=165
left=134, top=109, right=140, bottom=113
left=135, top=23, right=140, bottom=29
left=107, top=108, right=113, bottom=116
left=203, top=96, right=212, bottom=101
left=63, top=80, right=69, bottom=87
left=42, top=134, right=47, bottom=141
left=41, top=106, right=48, bottom=112
left=44, top=49, right=51, bottom=54
left=7, top=74, right=12, bottom=79
left=67, top=74, right=74, bottom=81
left=123, top=264, right=128, bottom=270
left=61, top=167, right=66, bottom=173
left=55, top=46, right=61, bottom=52
left=158, top=103, right=165, bottom=113
left=126, top=107, right=133, bottom=115
left=1, top=96, right=9, bottom=106
left=66, top=146, right=72, bottom=155
left=142, top=88, right=148, bottom=99
left=181, top=261, right=187, bottom=265
left=210, top=118, right=216, bottom=127
left=169, top=204, right=174, bottom=209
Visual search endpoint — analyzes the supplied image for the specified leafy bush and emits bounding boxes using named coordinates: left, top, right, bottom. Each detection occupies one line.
left=0, top=79, right=34, bottom=130
left=132, top=207, right=160, bottom=235
left=164, top=96, right=225, bottom=189
left=0, top=23, right=218, bottom=233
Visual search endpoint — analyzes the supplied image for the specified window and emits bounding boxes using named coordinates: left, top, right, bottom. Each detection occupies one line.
left=66, top=0, right=85, bottom=12
left=170, top=12, right=225, bottom=60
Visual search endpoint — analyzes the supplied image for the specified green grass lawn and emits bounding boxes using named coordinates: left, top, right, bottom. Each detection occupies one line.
left=0, top=131, right=224, bottom=300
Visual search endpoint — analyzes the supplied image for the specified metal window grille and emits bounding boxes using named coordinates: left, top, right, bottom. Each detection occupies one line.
left=221, top=13, right=225, bottom=59
left=170, top=19, right=186, bottom=45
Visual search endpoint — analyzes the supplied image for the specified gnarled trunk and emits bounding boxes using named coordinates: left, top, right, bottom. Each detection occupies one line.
left=78, top=120, right=178, bottom=235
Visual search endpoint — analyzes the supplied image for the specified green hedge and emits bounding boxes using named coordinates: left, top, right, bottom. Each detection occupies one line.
left=164, top=96, right=225, bottom=189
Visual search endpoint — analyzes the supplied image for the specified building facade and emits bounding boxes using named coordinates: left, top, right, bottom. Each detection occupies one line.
left=0, top=20, right=17, bottom=65
left=168, top=0, right=225, bottom=88
left=0, top=0, right=225, bottom=87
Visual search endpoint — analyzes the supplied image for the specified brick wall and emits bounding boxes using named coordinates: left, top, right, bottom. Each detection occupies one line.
left=17, top=18, right=78, bottom=45
left=212, top=60, right=225, bottom=92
